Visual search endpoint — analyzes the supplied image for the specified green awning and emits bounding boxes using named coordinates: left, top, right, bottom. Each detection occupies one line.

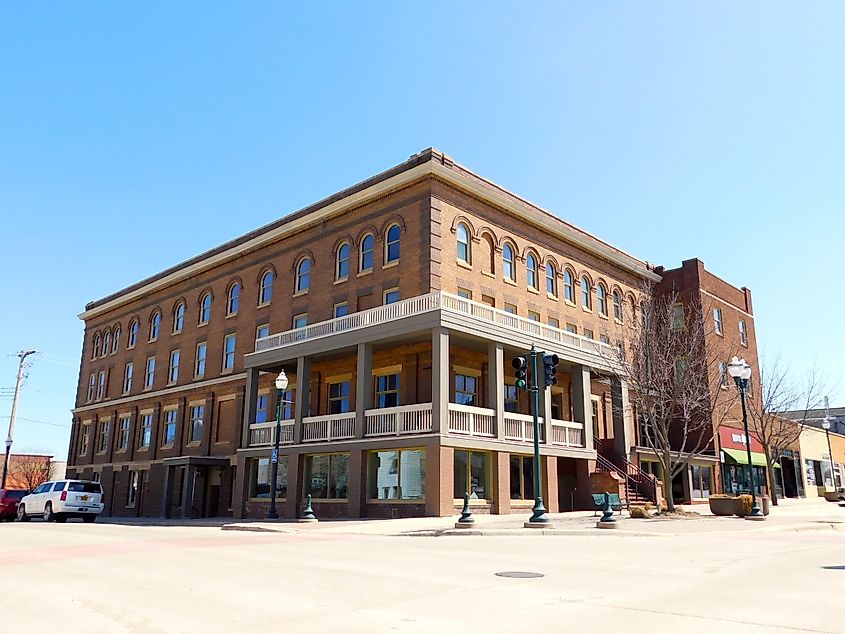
left=723, top=448, right=779, bottom=468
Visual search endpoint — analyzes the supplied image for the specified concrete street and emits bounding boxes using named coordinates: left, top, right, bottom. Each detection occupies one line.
left=1, top=499, right=843, bottom=633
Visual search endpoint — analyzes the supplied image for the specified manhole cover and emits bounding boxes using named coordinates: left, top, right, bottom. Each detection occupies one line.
left=495, top=571, right=544, bottom=579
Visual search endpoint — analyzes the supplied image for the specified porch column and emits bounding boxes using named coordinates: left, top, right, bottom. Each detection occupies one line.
left=431, top=328, right=450, bottom=434
left=241, top=367, right=260, bottom=449
left=539, top=382, right=553, bottom=445
left=571, top=365, right=593, bottom=450
left=355, top=343, right=373, bottom=439
left=611, top=377, right=632, bottom=460
left=487, top=342, right=505, bottom=440
left=293, top=356, right=312, bottom=443
left=181, top=465, right=194, bottom=519
left=160, top=465, right=173, bottom=518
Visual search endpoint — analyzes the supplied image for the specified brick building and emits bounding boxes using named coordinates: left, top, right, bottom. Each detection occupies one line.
left=66, top=148, right=761, bottom=519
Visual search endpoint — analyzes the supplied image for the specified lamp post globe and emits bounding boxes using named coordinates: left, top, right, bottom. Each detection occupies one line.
left=267, top=369, right=289, bottom=520
left=275, top=370, right=288, bottom=392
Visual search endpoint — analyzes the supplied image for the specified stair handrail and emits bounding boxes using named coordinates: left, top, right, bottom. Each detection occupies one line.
left=594, top=438, right=658, bottom=504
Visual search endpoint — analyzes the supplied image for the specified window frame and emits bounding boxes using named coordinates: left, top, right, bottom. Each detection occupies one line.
left=367, top=448, right=426, bottom=501
left=168, top=349, right=180, bottom=384
left=502, top=243, right=516, bottom=282
left=195, top=342, right=207, bottom=379
left=526, top=253, right=539, bottom=290
left=713, top=307, right=723, bottom=335
left=597, top=283, right=608, bottom=317
left=335, top=242, right=351, bottom=281
left=581, top=277, right=592, bottom=310
left=383, top=288, right=400, bottom=305
left=226, top=282, right=241, bottom=316
left=456, top=223, right=471, bottom=264
left=144, top=356, right=156, bottom=390
left=122, top=362, right=133, bottom=395
left=173, top=302, right=186, bottom=334
left=384, top=224, right=401, bottom=264
left=359, top=234, right=375, bottom=273
left=295, top=257, right=311, bottom=294
left=117, top=416, right=131, bottom=452
left=189, top=404, right=204, bottom=444
left=222, top=333, right=236, bottom=372
left=259, top=270, right=274, bottom=305
left=162, top=409, right=177, bottom=447
left=149, top=311, right=161, bottom=342
left=199, top=293, right=212, bottom=325
left=128, top=319, right=139, bottom=348
left=564, top=269, right=574, bottom=303
left=546, top=262, right=557, bottom=297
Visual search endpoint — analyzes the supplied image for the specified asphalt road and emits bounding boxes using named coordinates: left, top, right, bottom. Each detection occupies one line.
left=1, top=517, right=843, bottom=633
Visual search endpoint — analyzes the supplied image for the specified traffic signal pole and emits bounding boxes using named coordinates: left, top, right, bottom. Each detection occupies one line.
left=528, top=345, right=548, bottom=524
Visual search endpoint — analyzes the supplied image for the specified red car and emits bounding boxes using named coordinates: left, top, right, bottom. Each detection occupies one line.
left=0, top=489, right=27, bottom=521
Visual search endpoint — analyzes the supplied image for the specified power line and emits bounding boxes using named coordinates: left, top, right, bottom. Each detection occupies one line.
left=0, top=416, right=69, bottom=428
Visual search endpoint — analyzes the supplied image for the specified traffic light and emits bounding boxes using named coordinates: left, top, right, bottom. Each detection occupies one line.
left=543, top=353, right=560, bottom=387
left=512, top=356, right=528, bottom=390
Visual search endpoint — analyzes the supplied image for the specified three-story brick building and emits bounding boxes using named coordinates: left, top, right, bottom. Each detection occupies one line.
left=67, top=148, right=761, bottom=519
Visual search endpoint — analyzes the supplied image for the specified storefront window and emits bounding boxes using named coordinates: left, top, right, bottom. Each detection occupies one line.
left=252, top=457, right=288, bottom=498
left=724, top=463, right=766, bottom=495
left=367, top=449, right=425, bottom=500
left=509, top=455, right=535, bottom=500
left=307, top=453, right=349, bottom=499
left=454, top=450, right=490, bottom=500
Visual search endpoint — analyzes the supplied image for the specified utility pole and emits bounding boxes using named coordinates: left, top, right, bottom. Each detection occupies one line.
left=2, top=350, right=37, bottom=489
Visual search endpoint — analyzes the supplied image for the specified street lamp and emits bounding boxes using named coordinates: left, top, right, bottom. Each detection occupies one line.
left=727, top=356, right=764, bottom=519
left=267, top=370, right=288, bottom=520
left=822, top=418, right=836, bottom=491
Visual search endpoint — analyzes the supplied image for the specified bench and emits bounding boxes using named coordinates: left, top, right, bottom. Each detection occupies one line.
left=592, top=492, right=624, bottom=517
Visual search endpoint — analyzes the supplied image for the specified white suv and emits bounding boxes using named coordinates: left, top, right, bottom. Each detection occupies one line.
left=17, top=480, right=105, bottom=523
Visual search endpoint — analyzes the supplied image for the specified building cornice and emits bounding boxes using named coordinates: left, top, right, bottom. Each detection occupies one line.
left=80, top=150, right=659, bottom=322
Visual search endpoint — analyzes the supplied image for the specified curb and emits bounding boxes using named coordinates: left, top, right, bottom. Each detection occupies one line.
left=220, top=524, right=298, bottom=534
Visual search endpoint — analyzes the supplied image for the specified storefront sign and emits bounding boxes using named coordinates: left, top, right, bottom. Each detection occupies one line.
left=719, top=426, right=764, bottom=453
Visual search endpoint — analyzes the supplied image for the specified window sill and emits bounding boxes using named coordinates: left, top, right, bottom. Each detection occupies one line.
left=614, top=318, right=623, bottom=325
left=127, top=345, right=137, bottom=350
left=225, top=313, right=238, bottom=319
left=161, top=443, right=174, bottom=450
left=257, top=302, right=271, bottom=309
left=197, top=322, right=208, bottom=328
left=333, top=277, right=349, bottom=285
left=149, top=338, right=158, bottom=344
left=715, top=331, right=724, bottom=337
left=143, top=387, right=154, bottom=392
left=564, top=299, right=576, bottom=308
left=221, top=368, right=234, bottom=376
left=456, top=260, right=473, bottom=270
left=481, top=271, right=496, bottom=278
left=598, top=313, right=609, bottom=320
left=292, top=290, right=309, bottom=298
left=137, top=446, right=149, bottom=452
left=383, top=260, right=400, bottom=269
left=194, top=374, right=206, bottom=381
left=547, top=293, right=558, bottom=301
left=527, top=287, right=540, bottom=295
left=366, top=499, right=424, bottom=504
left=187, top=441, right=201, bottom=447
left=172, top=330, right=183, bottom=336
left=305, top=498, right=348, bottom=503
left=357, top=269, right=373, bottom=278
left=504, top=278, right=517, bottom=287
left=582, top=307, right=593, bottom=314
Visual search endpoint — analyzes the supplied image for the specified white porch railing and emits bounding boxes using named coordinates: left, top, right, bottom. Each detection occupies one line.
left=249, top=421, right=294, bottom=446
left=254, top=292, right=612, bottom=359
left=365, top=403, right=433, bottom=436
left=549, top=419, right=585, bottom=448
left=301, top=413, right=356, bottom=442
left=503, top=413, right=546, bottom=443
left=448, top=403, right=495, bottom=437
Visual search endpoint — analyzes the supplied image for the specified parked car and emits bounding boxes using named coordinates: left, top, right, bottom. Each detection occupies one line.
left=17, top=480, right=104, bottom=523
left=0, top=489, right=27, bottom=521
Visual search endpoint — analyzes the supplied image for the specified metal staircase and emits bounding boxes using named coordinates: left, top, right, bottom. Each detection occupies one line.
left=594, top=438, right=658, bottom=505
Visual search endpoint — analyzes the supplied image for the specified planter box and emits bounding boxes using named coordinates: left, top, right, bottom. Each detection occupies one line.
left=708, top=497, right=736, bottom=516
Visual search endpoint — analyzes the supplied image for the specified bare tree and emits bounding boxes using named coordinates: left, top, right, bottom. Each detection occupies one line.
left=607, top=285, right=737, bottom=512
left=746, top=356, right=828, bottom=505
left=7, top=454, right=52, bottom=491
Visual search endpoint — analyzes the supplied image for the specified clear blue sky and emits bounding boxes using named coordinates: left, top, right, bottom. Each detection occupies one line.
left=2, top=2, right=843, bottom=457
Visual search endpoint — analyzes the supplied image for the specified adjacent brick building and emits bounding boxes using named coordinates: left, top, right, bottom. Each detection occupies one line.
left=67, top=148, right=762, bottom=518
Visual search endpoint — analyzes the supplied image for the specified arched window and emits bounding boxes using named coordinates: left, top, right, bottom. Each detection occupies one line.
left=92, top=334, right=101, bottom=359
left=128, top=320, right=139, bottom=348
left=597, top=284, right=608, bottom=317
left=259, top=270, right=274, bottom=304
left=360, top=234, right=375, bottom=272
left=149, top=311, right=161, bottom=341
left=173, top=302, right=186, bottom=333
left=336, top=243, right=350, bottom=280
left=385, top=224, right=401, bottom=263
left=456, top=223, right=471, bottom=264
left=112, top=326, right=120, bottom=354
left=227, top=283, right=241, bottom=315
left=564, top=270, right=574, bottom=302
left=526, top=254, right=538, bottom=290
left=199, top=293, right=212, bottom=325
left=502, top=243, right=515, bottom=281
left=613, top=291, right=623, bottom=321
left=102, top=330, right=111, bottom=358
left=581, top=277, right=592, bottom=310
left=296, top=257, right=311, bottom=293
left=546, top=262, right=557, bottom=296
